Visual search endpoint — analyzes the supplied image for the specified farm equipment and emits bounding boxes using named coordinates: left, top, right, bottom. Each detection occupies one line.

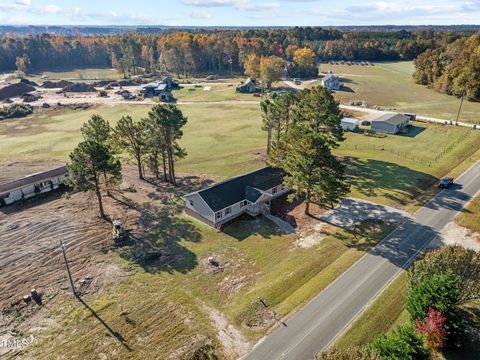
left=112, top=219, right=127, bottom=244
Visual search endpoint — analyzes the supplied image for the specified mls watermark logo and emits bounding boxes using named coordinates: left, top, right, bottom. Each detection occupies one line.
left=1, top=335, right=34, bottom=349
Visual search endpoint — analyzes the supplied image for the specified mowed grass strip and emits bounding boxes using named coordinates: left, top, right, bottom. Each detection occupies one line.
left=26, top=67, right=122, bottom=83
left=456, top=194, right=480, bottom=233
left=334, top=271, right=409, bottom=349
left=152, top=218, right=397, bottom=340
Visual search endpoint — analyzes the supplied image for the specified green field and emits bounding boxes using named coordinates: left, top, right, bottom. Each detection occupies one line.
left=316, top=62, right=480, bottom=124
left=174, top=83, right=256, bottom=102
left=2, top=105, right=480, bottom=209
left=26, top=67, right=123, bottom=83
left=0, top=104, right=265, bottom=178
left=335, top=123, right=480, bottom=209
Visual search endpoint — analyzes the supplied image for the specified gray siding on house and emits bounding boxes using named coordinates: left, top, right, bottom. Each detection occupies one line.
left=371, top=121, right=397, bottom=134
left=184, top=193, right=214, bottom=223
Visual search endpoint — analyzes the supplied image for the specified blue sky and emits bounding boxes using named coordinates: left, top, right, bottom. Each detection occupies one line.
left=0, top=0, right=479, bottom=26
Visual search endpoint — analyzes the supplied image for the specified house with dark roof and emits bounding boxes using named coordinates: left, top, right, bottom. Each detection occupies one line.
left=139, top=82, right=172, bottom=101
left=0, top=166, right=68, bottom=206
left=371, top=113, right=410, bottom=134
left=183, top=167, right=288, bottom=227
left=321, top=74, right=342, bottom=90
left=236, top=78, right=257, bottom=93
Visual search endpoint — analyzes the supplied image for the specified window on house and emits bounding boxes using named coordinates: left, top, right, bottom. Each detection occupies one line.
left=272, top=186, right=277, bottom=194
left=225, top=207, right=232, bottom=216
left=215, top=212, right=223, bottom=220
left=240, top=200, right=247, bottom=208
left=189, top=200, right=194, bottom=206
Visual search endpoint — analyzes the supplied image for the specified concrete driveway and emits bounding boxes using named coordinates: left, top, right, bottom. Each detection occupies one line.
left=320, top=197, right=412, bottom=230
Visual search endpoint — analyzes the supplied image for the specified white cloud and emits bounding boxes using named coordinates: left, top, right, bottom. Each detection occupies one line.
left=181, top=0, right=246, bottom=7
left=244, top=2, right=280, bottom=11
left=186, top=9, right=212, bottom=18
left=44, top=4, right=61, bottom=14
left=462, top=0, right=480, bottom=11
left=15, top=0, right=31, bottom=5
left=309, top=0, right=475, bottom=24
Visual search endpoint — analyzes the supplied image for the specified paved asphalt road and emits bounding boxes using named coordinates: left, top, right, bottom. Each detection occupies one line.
left=243, top=161, right=480, bottom=360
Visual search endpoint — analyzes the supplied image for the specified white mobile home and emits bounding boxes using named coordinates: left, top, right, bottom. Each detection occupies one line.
left=183, top=167, right=288, bottom=228
left=0, top=166, right=68, bottom=206
left=341, top=117, right=360, bottom=131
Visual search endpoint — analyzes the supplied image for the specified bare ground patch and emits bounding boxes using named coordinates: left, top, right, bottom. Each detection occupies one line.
left=428, top=222, right=480, bottom=251
left=204, top=305, right=250, bottom=359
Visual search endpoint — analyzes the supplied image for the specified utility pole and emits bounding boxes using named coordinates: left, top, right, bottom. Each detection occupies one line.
left=60, top=240, right=77, bottom=297
left=455, top=94, right=464, bottom=126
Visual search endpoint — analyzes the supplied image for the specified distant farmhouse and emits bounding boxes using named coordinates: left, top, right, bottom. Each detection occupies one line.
left=0, top=166, right=68, bottom=206
left=183, top=167, right=288, bottom=228
left=139, top=76, right=178, bottom=101
left=371, top=113, right=410, bottom=134
left=236, top=78, right=257, bottom=93
left=321, top=74, right=342, bottom=90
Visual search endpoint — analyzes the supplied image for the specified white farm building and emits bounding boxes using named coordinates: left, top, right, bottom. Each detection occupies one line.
left=0, top=166, right=68, bottom=206
left=341, top=117, right=360, bottom=131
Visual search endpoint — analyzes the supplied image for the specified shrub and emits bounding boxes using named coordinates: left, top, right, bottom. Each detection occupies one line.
left=369, top=324, right=430, bottom=360
left=315, top=346, right=382, bottom=360
left=408, top=246, right=480, bottom=305
left=0, top=103, right=33, bottom=120
left=415, top=308, right=447, bottom=351
left=407, top=271, right=463, bottom=346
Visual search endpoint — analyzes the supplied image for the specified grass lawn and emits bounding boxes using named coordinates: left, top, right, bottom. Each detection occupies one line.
left=317, top=62, right=480, bottom=124
left=2, top=106, right=480, bottom=209
left=26, top=67, right=123, bottom=83
left=456, top=194, right=480, bottom=234
left=335, top=122, right=480, bottom=210
left=0, top=103, right=265, bottom=178
left=174, top=83, right=255, bottom=102
left=21, top=214, right=396, bottom=359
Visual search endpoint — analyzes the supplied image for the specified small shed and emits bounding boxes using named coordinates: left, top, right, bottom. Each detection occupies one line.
left=371, top=113, right=410, bottom=134
left=236, top=78, right=257, bottom=93
left=341, top=117, right=360, bottom=131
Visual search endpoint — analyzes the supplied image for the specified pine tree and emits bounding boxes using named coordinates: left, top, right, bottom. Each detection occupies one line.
left=148, top=104, right=187, bottom=186
left=112, top=116, right=149, bottom=180
left=67, top=141, right=122, bottom=218
left=81, top=114, right=111, bottom=144
left=280, top=125, right=349, bottom=214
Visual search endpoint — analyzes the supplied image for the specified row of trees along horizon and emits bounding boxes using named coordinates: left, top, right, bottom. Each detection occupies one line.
left=5, top=28, right=479, bottom=101
left=67, top=86, right=350, bottom=218
left=67, top=104, right=187, bottom=218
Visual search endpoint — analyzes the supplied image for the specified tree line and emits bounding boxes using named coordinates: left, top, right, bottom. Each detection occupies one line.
left=413, top=33, right=480, bottom=102
left=0, top=28, right=471, bottom=76
left=67, top=104, right=187, bottom=218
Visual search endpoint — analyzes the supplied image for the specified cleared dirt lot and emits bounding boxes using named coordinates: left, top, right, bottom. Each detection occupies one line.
left=0, top=165, right=207, bottom=308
